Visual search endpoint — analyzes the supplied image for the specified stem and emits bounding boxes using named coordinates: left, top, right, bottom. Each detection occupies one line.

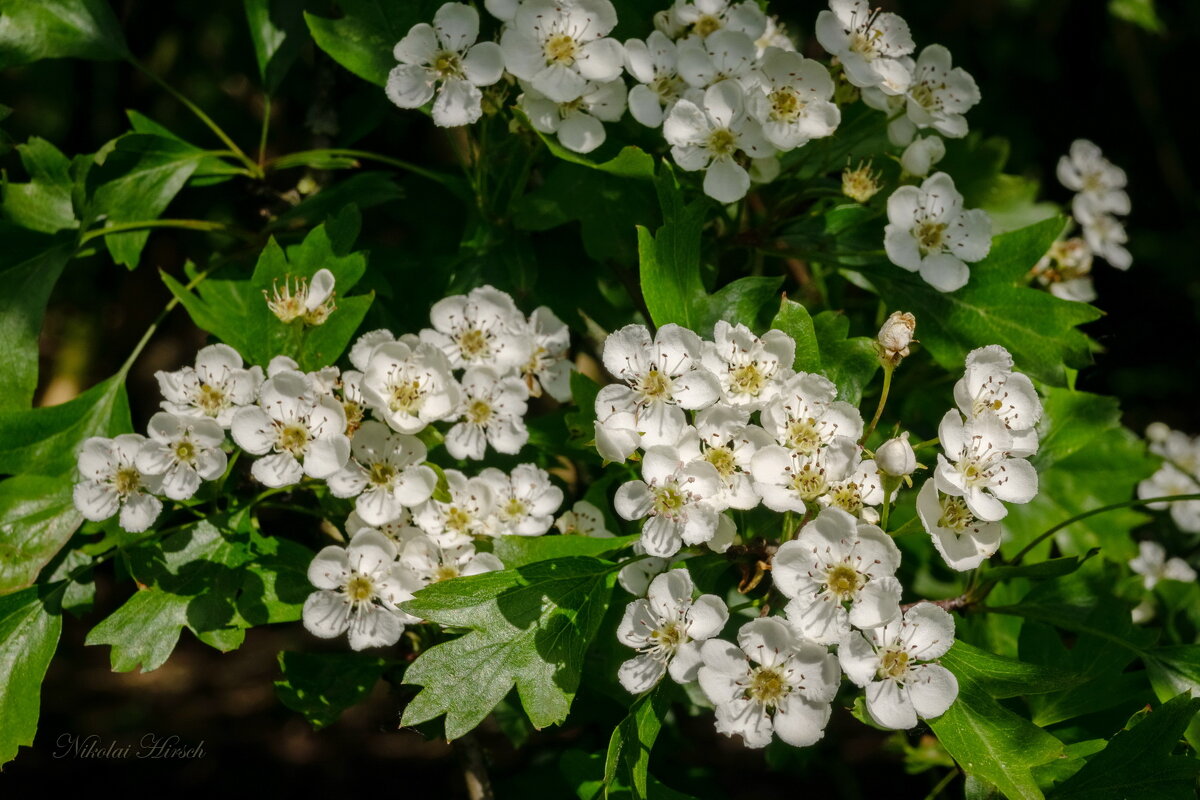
left=132, top=59, right=259, bottom=175
left=267, top=148, right=455, bottom=186
left=860, top=361, right=894, bottom=445
left=119, top=262, right=222, bottom=374
left=79, top=218, right=254, bottom=246
left=923, top=769, right=960, bottom=800
left=879, top=483, right=894, bottom=530
left=1007, top=493, right=1200, bottom=567
left=258, top=94, right=271, bottom=167
left=887, top=515, right=921, bottom=537
left=453, top=733, right=494, bottom=800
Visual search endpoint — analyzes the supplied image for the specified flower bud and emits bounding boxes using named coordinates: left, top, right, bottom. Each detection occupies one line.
left=877, top=311, right=916, bottom=364
left=1145, top=422, right=1171, bottom=444
left=876, top=434, right=917, bottom=478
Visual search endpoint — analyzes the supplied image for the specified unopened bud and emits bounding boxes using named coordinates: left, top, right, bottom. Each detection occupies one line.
left=877, top=434, right=917, bottom=478
left=1145, top=422, right=1171, bottom=444
left=900, top=135, right=946, bottom=178
left=877, top=311, right=916, bottom=364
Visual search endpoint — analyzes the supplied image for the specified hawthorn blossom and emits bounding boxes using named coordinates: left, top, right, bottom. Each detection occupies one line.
left=815, top=0, right=915, bottom=95
left=750, top=439, right=859, bottom=513
left=555, top=500, right=614, bottom=537
left=336, top=369, right=367, bottom=436
left=773, top=508, right=902, bottom=645
left=618, top=542, right=670, bottom=595
left=446, top=366, right=529, bottom=460
left=818, top=459, right=884, bottom=523
left=73, top=434, right=163, bottom=533
left=400, top=534, right=504, bottom=586
left=304, top=529, right=421, bottom=650
left=915, top=479, right=1002, bottom=572
left=701, top=321, right=795, bottom=410
left=617, top=569, right=729, bottom=693
left=760, top=372, right=863, bottom=455
left=359, top=339, right=462, bottom=434
left=842, top=160, right=883, bottom=203
left=1129, top=541, right=1197, bottom=589
left=135, top=412, right=227, bottom=501
left=1137, top=464, right=1200, bottom=534
left=231, top=370, right=351, bottom=488
left=676, top=29, right=758, bottom=89
left=1074, top=200, right=1132, bottom=270
left=754, top=15, right=794, bottom=56
left=346, top=509, right=422, bottom=547
left=900, top=135, right=946, bottom=177
left=500, top=0, right=624, bottom=103
left=663, top=80, right=775, bottom=203
left=746, top=49, right=840, bottom=151
left=521, top=306, right=572, bottom=401
left=876, top=311, right=916, bottom=364
left=326, top=421, right=437, bottom=526
left=614, top=445, right=724, bottom=557
left=155, top=343, right=263, bottom=428
left=903, top=45, right=980, bottom=138
left=884, top=172, right=991, bottom=292
left=1057, top=139, right=1130, bottom=216
left=839, top=603, right=959, bottom=730
left=412, top=469, right=495, bottom=545
left=661, top=0, right=767, bottom=40
left=480, top=464, right=564, bottom=536
left=349, top=329, right=400, bottom=372
left=934, top=410, right=1037, bottom=522
left=595, top=323, right=719, bottom=455
left=624, top=31, right=691, bottom=127
left=264, top=269, right=336, bottom=325
left=1031, top=238, right=1096, bottom=303
left=698, top=618, right=841, bottom=748
left=519, top=78, right=627, bottom=154
left=953, top=345, right=1042, bottom=457
left=421, top=285, right=532, bottom=371
left=876, top=434, right=917, bottom=479
left=679, top=405, right=773, bottom=510
left=386, top=3, right=505, bottom=127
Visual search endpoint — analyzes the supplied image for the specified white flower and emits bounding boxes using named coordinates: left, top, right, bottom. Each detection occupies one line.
left=336, top=369, right=367, bottom=436
left=840, top=602, right=959, bottom=730
left=663, top=80, right=775, bottom=203
left=412, top=468, right=495, bottom=545
left=760, top=371, right=864, bottom=454
left=624, top=31, right=691, bottom=128
left=480, top=463, right=564, bottom=536
left=614, top=445, right=724, bottom=558
left=484, top=0, right=518, bottom=22
left=876, top=434, right=916, bottom=479
left=884, top=172, right=991, bottom=293
left=446, top=366, right=530, bottom=460
left=360, top=339, right=462, bottom=434
left=349, top=329, right=400, bottom=372
left=500, top=0, right=624, bottom=103
left=818, top=459, right=884, bottom=523
left=1031, top=238, right=1096, bottom=302
left=326, top=420, right=437, bottom=527
left=876, top=310, right=916, bottom=363
left=73, top=434, right=163, bottom=533
left=135, top=412, right=227, bottom=501
left=346, top=509, right=422, bottom=546
left=934, top=410, right=1038, bottom=522
left=953, top=345, right=1042, bottom=457
left=594, top=408, right=643, bottom=463
left=815, top=0, right=914, bottom=95
left=1147, top=427, right=1200, bottom=472
left=521, top=306, right=572, bottom=401
left=1057, top=139, right=1130, bottom=216
left=386, top=3, right=505, bottom=127
left=1129, top=541, right=1197, bottom=589
left=618, top=543, right=671, bottom=595
left=264, top=269, right=336, bottom=325
left=1137, top=464, right=1200, bottom=534
left=1074, top=199, right=1132, bottom=271
left=304, top=529, right=420, bottom=650
left=520, top=77, right=627, bottom=154
left=555, top=500, right=614, bottom=537
left=900, top=135, right=946, bottom=178
left=745, top=49, right=840, bottom=151
left=904, top=45, right=979, bottom=138
left=698, top=617, right=840, bottom=748
left=421, top=285, right=533, bottom=371
left=155, top=343, right=263, bottom=428
left=618, top=568, right=729, bottom=693
left=400, top=534, right=504, bottom=585
left=680, top=405, right=772, bottom=510
left=754, top=15, right=794, bottom=56
left=701, top=321, right=795, bottom=410
left=231, top=371, right=351, bottom=488
left=915, top=479, right=1002, bottom=572
left=676, top=28, right=757, bottom=89
left=663, top=0, right=767, bottom=41
left=750, top=440, right=859, bottom=512
left=773, top=507, right=902, bottom=645
left=595, top=323, right=719, bottom=452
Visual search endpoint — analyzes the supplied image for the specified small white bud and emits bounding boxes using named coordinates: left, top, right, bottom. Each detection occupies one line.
left=877, top=311, right=916, bottom=363
left=876, top=434, right=917, bottom=478
left=1145, top=422, right=1171, bottom=443
left=900, top=135, right=946, bottom=178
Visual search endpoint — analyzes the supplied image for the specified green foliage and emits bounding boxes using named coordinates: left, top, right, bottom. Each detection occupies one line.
left=603, top=687, right=669, bottom=800
left=1108, top=0, right=1164, bottom=33
left=769, top=297, right=821, bottom=373
left=811, top=309, right=880, bottom=404
left=244, top=0, right=307, bottom=92
left=305, top=0, right=442, bottom=87
left=0, top=586, right=62, bottom=765
left=0, top=475, right=81, bottom=594
left=492, top=533, right=638, bottom=569
left=401, top=557, right=617, bottom=739
left=1, top=138, right=78, bottom=233
left=275, top=651, right=390, bottom=729
left=0, top=0, right=128, bottom=67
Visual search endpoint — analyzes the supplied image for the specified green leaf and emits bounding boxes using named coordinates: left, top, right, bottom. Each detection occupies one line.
left=125, top=111, right=246, bottom=186
left=305, top=0, right=440, bottom=87
left=86, top=133, right=207, bottom=267
left=811, top=310, right=879, bottom=405
left=1031, top=740, right=1107, bottom=792
left=0, top=226, right=75, bottom=409
left=0, top=371, right=131, bottom=476
left=982, top=550, right=1099, bottom=584
left=769, top=297, right=821, bottom=373
left=245, top=0, right=307, bottom=91
left=520, top=120, right=656, bottom=179
left=275, top=651, right=389, bottom=730
left=860, top=217, right=1100, bottom=386
left=0, top=475, right=82, bottom=595
left=401, top=556, right=617, bottom=739
left=1050, top=695, right=1200, bottom=799
left=940, top=640, right=1082, bottom=699
left=701, top=275, right=783, bottom=333
left=1144, top=645, right=1200, bottom=707
left=565, top=372, right=602, bottom=449
left=492, top=534, right=638, bottom=569
left=1, top=137, right=78, bottom=232
left=637, top=174, right=708, bottom=330
left=604, top=687, right=669, bottom=800
left=1109, top=0, right=1164, bottom=33
left=0, top=0, right=129, bottom=68
left=0, top=586, right=62, bottom=766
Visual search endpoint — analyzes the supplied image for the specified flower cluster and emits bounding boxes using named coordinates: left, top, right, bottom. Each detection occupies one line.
left=1137, top=423, right=1200, bottom=534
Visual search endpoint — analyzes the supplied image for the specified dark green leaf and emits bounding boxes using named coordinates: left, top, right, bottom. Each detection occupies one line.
left=0, top=586, right=62, bottom=766
left=1109, top=0, right=1164, bottom=33
left=275, top=651, right=389, bottom=729
left=769, top=297, right=821, bottom=373
left=401, top=556, right=617, bottom=738
left=305, top=0, right=440, bottom=87
left=604, top=687, right=669, bottom=800
left=125, top=111, right=246, bottom=186
left=1, top=137, right=78, bottom=232
left=637, top=192, right=707, bottom=330
left=245, top=0, right=307, bottom=91
left=982, top=550, right=1099, bottom=584
left=811, top=310, right=879, bottom=405
left=700, top=275, right=783, bottom=333
left=0, top=476, right=82, bottom=595
left=492, top=534, right=638, bottom=569
left=0, top=0, right=129, bottom=68
left=941, top=640, right=1082, bottom=699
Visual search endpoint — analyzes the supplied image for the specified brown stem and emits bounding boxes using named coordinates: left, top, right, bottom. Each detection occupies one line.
left=453, top=733, right=494, bottom=800
left=901, top=595, right=972, bottom=614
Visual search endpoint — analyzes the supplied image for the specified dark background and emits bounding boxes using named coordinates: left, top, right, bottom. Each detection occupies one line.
left=2, top=0, right=1197, bottom=796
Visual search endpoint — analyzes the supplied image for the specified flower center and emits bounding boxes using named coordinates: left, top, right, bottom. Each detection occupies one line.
left=707, top=127, right=739, bottom=158
left=196, top=383, right=226, bottom=415
left=825, top=563, right=863, bottom=600
left=842, top=161, right=882, bottom=203
left=651, top=74, right=685, bottom=101
left=466, top=399, right=493, bottom=425
left=848, top=29, right=880, bottom=58
left=114, top=466, right=141, bottom=496
left=389, top=380, right=424, bottom=414
left=747, top=665, right=790, bottom=707
left=544, top=33, right=578, bottom=64
left=434, top=565, right=460, bottom=582
left=788, top=463, right=827, bottom=501
left=637, top=368, right=673, bottom=400
left=705, top=446, right=737, bottom=479
left=1081, top=172, right=1106, bottom=193
left=445, top=506, right=473, bottom=532
left=909, top=81, right=938, bottom=111
left=693, top=13, right=723, bottom=37
left=346, top=574, right=375, bottom=603
left=915, top=221, right=947, bottom=253
left=768, top=89, right=804, bottom=122
left=367, top=461, right=397, bottom=487
left=729, top=362, right=767, bottom=396
left=278, top=424, right=309, bottom=455
left=785, top=418, right=823, bottom=454
left=458, top=327, right=490, bottom=360
left=344, top=401, right=364, bottom=435
left=503, top=497, right=528, bottom=519
left=829, top=482, right=864, bottom=516
left=938, top=495, right=975, bottom=532
left=432, top=50, right=463, bottom=79
left=879, top=648, right=910, bottom=679
left=649, top=621, right=686, bottom=657
left=652, top=483, right=688, bottom=519
left=173, top=439, right=196, bottom=463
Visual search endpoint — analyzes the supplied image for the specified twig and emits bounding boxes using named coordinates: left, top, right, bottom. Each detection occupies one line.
left=453, top=733, right=494, bottom=800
